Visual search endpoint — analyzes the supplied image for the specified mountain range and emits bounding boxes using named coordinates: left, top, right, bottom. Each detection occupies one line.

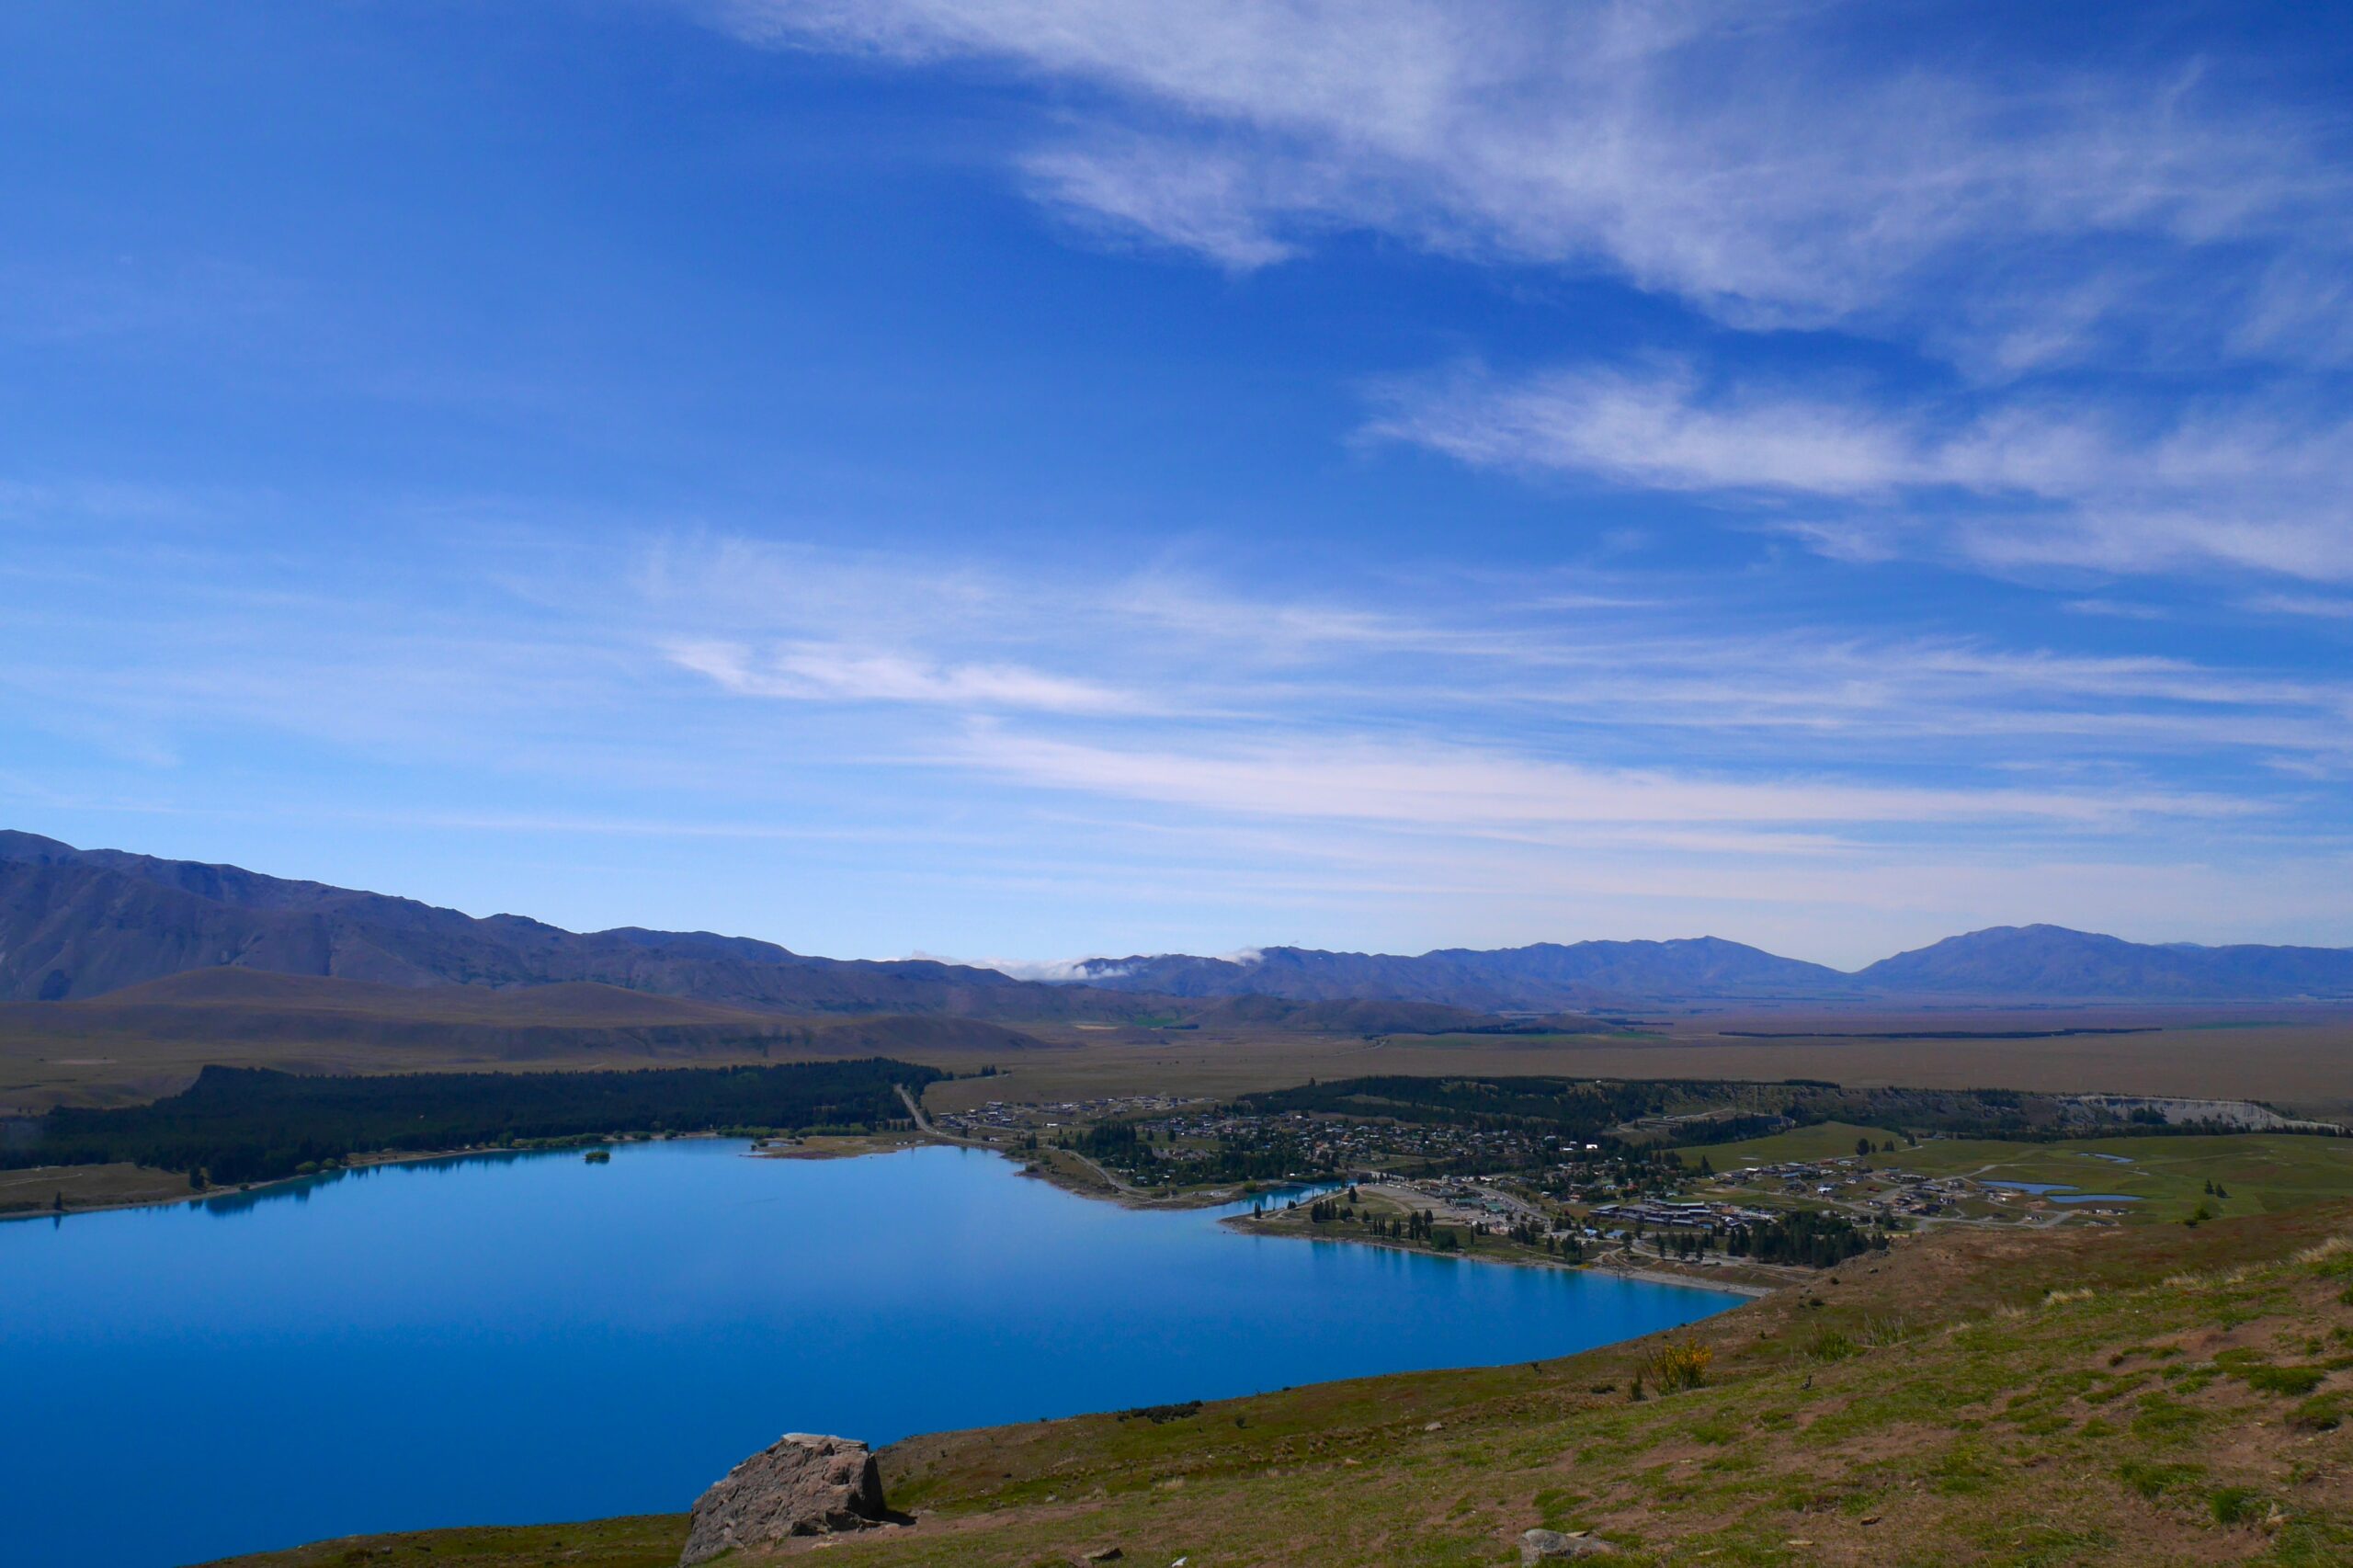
left=1078, top=928, right=2353, bottom=1007
left=6, top=831, right=2351, bottom=1011
left=0, top=831, right=1092, bottom=1016
left=1072, top=938, right=1857, bottom=1010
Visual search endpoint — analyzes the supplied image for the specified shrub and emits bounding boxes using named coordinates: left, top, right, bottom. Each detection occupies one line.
left=2210, top=1486, right=2261, bottom=1526
left=1643, top=1337, right=1713, bottom=1392
left=1118, top=1401, right=1202, bottom=1425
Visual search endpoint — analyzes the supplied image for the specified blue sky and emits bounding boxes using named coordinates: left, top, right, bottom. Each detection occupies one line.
left=5, top=0, right=2352, bottom=969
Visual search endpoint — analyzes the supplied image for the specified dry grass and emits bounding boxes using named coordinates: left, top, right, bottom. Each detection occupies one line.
left=0, top=1159, right=194, bottom=1216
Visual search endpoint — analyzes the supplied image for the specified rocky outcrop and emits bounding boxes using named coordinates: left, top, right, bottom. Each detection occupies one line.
left=681, top=1432, right=892, bottom=1565
left=1521, top=1528, right=1617, bottom=1562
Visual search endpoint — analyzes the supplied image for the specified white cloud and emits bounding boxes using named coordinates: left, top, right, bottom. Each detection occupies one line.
left=2245, top=593, right=2353, bottom=621
left=2063, top=599, right=2168, bottom=621
left=712, top=0, right=2352, bottom=369
left=632, top=535, right=2353, bottom=766
left=1371, top=362, right=2353, bottom=582
left=1368, top=361, right=1927, bottom=498
left=12, top=515, right=2352, bottom=959
left=703, top=5, right=2353, bottom=593
left=949, top=726, right=2246, bottom=834
left=666, top=637, right=1140, bottom=713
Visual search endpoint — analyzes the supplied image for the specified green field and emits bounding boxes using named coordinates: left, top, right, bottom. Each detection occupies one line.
left=1677, top=1120, right=1910, bottom=1166
left=1886, top=1134, right=2353, bottom=1223
left=1682, top=1127, right=2353, bottom=1225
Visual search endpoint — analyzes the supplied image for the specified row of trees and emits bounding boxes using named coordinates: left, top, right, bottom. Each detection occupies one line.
left=11, top=1059, right=945, bottom=1186
left=1072, top=1122, right=1328, bottom=1187
left=1725, top=1210, right=1885, bottom=1267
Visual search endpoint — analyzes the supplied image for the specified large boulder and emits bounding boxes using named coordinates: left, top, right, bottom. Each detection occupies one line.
left=681, top=1432, right=892, bottom=1565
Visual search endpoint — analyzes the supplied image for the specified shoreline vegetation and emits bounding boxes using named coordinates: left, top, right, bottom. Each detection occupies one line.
left=2, top=1058, right=943, bottom=1184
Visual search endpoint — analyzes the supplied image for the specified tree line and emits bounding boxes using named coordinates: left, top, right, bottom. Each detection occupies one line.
left=4, top=1059, right=944, bottom=1186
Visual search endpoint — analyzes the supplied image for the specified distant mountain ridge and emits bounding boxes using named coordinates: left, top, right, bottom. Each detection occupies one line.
left=1075, top=937, right=1859, bottom=1011
left=5, top=832, right=2350, bottom=1010
left=0, top=831, right=1101, bottom=1015
left=1852, top=924, right=2353, bottom=1000
left=1077, top=925, right=2353, bottom=1006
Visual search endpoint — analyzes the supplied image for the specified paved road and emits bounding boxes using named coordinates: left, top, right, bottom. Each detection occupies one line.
left=894, top=1083, right=1154, bottom=1198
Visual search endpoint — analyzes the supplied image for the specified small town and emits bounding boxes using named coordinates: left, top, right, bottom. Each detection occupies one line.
left=928, top=1089, right=2151, bottom=1286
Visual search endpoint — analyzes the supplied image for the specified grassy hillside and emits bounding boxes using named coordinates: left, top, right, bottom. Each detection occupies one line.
left=210, top=1201, right=2353, bottom=1566
left=1677, top=1121, right=1915, bottom=1165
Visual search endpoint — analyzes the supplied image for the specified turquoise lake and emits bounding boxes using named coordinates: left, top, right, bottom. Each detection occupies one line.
left=0, top=1140, right=1734, bottom=1567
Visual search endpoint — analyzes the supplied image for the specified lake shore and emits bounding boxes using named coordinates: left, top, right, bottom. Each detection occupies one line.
left=12, top=1130, right=1775, bottom=1300
left=0, top=1135, right=694, bottom=1223
left=1220, top=1206, right=1778, bottom=1297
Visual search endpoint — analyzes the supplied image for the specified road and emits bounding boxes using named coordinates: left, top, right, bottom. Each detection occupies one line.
left=894, top=1082, right=1154, bottom=1198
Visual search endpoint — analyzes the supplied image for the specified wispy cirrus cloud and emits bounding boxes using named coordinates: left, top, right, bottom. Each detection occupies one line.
left=706, top=2, right=2353, bottom=598
left=666, top=637, right=1141, bottom=714
left=9, top=516, right=2352, bottom=957
left=630, top=534, right=2353, bottom=759
left=711, top=0, right=2353, bottom=371
left=1369, top=361, right=2353, bottom=582
left=2245, top=593, right=2353, bottom=621
left=948, top=726, right=2251, bottom=835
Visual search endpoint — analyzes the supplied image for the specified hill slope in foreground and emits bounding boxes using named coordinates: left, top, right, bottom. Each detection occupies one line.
left=213, top=1204, right=2353, bottom=1566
